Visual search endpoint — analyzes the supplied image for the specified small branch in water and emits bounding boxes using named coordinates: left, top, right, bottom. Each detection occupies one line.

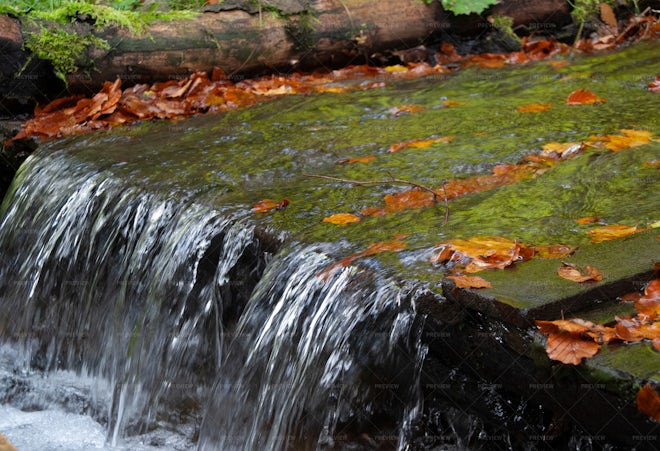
left=303, top=172, right=449, bottom=224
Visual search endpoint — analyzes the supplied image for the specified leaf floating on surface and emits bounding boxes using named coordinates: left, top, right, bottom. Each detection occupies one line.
left=387, top=104, right=426, bottom=116
left=587, top=224, right=643, bottom=243
left=388, top=136, right=455, bottom=153
left=323, top=213, right=361, bottom=224
left=648, top=75, right=660, bottom=92
left=447, top=275, right=492, bottom=289
left=337, top=155, right=376, bottom=164
left=637, top=384, right=660, bottom=422
left=566, top=88, right=606, bottom=105
left=252, top=199, right=290, bottom=213
left=516, top=103, right=552, bottom=113
left=576, top=216, right=601, bottom=225
left=431, top=236, right=532, bottom=273
left=531, top=244, right=576, bottom=259
left=587, top=129, right=653, bottom=151
left=557, top=262, right=603, bottom=283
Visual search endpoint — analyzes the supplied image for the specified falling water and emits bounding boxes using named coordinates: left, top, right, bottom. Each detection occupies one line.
left=0, top=149, right=429, bottom=449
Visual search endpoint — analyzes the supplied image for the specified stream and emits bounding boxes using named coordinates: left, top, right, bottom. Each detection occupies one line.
left=0, top=41, right=659, bottom=450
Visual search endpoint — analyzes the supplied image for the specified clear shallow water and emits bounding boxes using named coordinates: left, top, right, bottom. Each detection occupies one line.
left=0, top=41, right=659, bottom=450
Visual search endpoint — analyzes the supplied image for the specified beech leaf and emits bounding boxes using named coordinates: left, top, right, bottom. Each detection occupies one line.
left=637, top=383, right=660, bottom=422
left=557, top=262, right=603, bottom=283
left=252, top=199, right=290, bottom=213
left=587, top=224, right=642, bottom=243
left=566, top=88, right=606, bottom=105
left=447, top=275, right=492, bottom=289
left=337, top=155, right=376, bottom=164
left=323, top=213, right=361, bottom=225
left=516, top=103, right=552, bottom=113
left=544, top=332, right=601, bottom=365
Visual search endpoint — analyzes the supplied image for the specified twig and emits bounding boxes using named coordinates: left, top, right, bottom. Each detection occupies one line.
left=303, top=172, right=450, bottom=223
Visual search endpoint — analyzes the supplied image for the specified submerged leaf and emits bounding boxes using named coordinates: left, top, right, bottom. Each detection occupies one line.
left=587, top=224, right=642, bottom=243
left=388, top=104, right=426, bottom=116
left=517, top=103, right=552, bottom=113
left=252, top=199, right=290, bottom=213
left=648, top=75, right=660, bottom=92
left=566, top=88, right=606, bottom=105
left=447, top=275, right=492, bottom=289
left=557, top=262, right=602, bottom=283
left=323, top=213, right=361, bottom=224
left=587, top=129, right=653, bottom=151
left=337, top=155, right=376, bottom=164
left=388, top=136, right=454, bottom=153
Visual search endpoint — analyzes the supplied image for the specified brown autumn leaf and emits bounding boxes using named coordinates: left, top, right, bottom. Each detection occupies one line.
left=587, top=129, right=653, bottom=151
left=653, top=338, right=660, bottom=352
left=383, top=189, right=436, bottom=213
left=600, top=3, right=618, bottom=29
left=517, top=103, right=552, bottom=113
left=557, top=262, right=603, bottom=283
left=388, top=104, right=426, bottom=116
left=431, top=236, right=532, bottom=273
left=648, top=75, right=660, bottom=92
left=319, top=239, right=407, bottom=279
left=566, top=88, right=607, bottom=105
left=388, top=136, right=454, bottom=153
left=337, top=155, right=376, bottom=164
left=545, top=331, right=601, bottom=365
left=637, top=383, right=660, bottom=422
left=323, top=213, right=361, bottom=225
left=540, top=142, right=585, bottom=160
left=576, top=216, right=601, bottom=225
left=252, top=199, right=290, bottom=213
left=634, top=279, right=660, bottom=320
left=587, top=224, right=642, bottom=243
left=531, top=244, right=576, bottom=259
left=643, top=159, right=660, bottom=168
left=447, top=275, right=492, bottom=289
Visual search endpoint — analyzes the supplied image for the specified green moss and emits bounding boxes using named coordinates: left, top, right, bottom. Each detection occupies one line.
left=24, top=27, right=110, bottom=82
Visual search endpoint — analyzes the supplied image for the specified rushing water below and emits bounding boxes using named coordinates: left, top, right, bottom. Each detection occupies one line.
left=0, top=41, right=659, bottom=449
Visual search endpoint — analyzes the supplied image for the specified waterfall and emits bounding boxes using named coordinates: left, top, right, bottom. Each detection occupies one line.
left=0, top=149, right=428, bottom=449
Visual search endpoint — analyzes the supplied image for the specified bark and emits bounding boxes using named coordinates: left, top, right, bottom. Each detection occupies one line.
left=1, top=0, right=576, bottom=105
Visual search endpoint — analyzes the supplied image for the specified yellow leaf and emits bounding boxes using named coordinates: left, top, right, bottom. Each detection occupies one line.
left=517, top=103, right=552, bottom=113
left=323, top=213, right=361, bottom=224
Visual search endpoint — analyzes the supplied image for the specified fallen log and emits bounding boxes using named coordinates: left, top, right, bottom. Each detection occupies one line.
left=1, top=0, right=576, bottom=108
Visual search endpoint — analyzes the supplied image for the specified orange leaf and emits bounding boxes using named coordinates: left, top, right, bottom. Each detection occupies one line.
left=587, top=224, right=642, bottom=243
left=587, top=129, right=653, bottom=151
left=637, top=384, right=660, bottom=422
left=643, top=159, right=660, bottom=168
left=600, top=3, right=618, bottom=29
left=540, top=142, right=585, bottom=160
left=337, top=155, right=376, bottom=164
left=252, top=199, right=289, bottom=213
left=576, top=216, right=600, bottom=225
left=653, top=338, right=660, bottom=352
left=383, top=189, right=436, bottom=213
left=323, top=213, right=361, bottom=224
left=517, top=103, right=552, bottom=113
left=431, top=236, right=532, bottom=273
left=544, top=332, right=601, bottom=365
left=447, top=275, right=492, bottom=289
left=321, top=239, right=407, bottom=277
left=531, top=244, right=575, bottom=259
left=648, top=75, right=660, bottom=92
left=566, top=88, right=606, bottom=105
left=388, top=136, right=454, bottom=153
left=557, top=262, right=603, bottom=283
left=388, top=104, right=426, bottom=116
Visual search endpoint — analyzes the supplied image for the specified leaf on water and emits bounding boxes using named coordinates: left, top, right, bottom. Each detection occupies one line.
left=587, top=129, right=653, bottom=151
left=337, top=155, right=376, bottom=164
left=319, top=239, right=407, bottom=279
left=557, top=262, right=603, bottom=283
left=388, top=136, right=455, bottom=153
left=517, top=103, right=552, bottom=113
left=566, top=88, right=606, bottom=105
left=637, top=384, right=660, bottom=422
left=540, top=142, right=585, bottom=160
left=447, top=275, right=492, bottom=289
left=383, top=189, right=436, bottom=213
left=648, top=75, right=660, bottom=92
left=384, top=65, right=408, bottom=73
left=587, top=224, right=642, bottom=243
left=643, top=160, right=660, bottom=168
left=323, top=213, right=361, bottom=224
left=431, top=236, right=532, bottom=273
left=576, top=216, right=601, bottom=225
left=441, top=99, right=466, bottom=108
left=531, top=244, right=576, bottom=259
left=388, top=104, right=426, bottom=116
left=252, top=199, right=290, bottom=213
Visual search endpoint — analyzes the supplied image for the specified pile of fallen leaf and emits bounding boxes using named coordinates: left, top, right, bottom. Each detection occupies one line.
left=7, top=4, right=660, bottom=146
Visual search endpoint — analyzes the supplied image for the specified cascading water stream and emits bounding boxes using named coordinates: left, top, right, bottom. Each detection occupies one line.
left=0, top=149, right=429, bottom=449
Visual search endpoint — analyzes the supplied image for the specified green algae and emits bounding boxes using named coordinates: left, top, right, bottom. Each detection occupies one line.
left=43, top=40, right=660, bottom=292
